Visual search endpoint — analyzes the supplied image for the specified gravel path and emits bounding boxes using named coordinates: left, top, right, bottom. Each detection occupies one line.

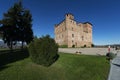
left=59, top=48, right=116, bottom=55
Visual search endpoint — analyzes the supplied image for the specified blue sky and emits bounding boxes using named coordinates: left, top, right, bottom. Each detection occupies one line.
left=0, top=0, right=120, bottom=45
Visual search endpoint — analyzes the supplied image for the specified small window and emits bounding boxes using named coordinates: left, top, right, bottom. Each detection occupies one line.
left=72, top=40, right=74, bottom=43
left=65, top=27, right=66, bottom=30
left=82, top=36, right=84, bottom=41
left=72, top=34, right=74, bottom=37
left=72, top=27, right=73, bottom=31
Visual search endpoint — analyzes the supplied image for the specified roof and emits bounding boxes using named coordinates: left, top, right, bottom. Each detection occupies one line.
left=83, top=22, right=93, bottom=26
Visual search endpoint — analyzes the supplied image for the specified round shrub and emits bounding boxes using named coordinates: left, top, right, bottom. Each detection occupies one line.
left=28, top=35, right=59, bottom=67
left=106, top=52, right=116, bottom=60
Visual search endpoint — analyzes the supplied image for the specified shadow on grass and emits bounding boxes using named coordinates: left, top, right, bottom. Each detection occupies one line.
left=0, top=48, right=29, bottom=71
left=0, top=65, right=10, bottom=71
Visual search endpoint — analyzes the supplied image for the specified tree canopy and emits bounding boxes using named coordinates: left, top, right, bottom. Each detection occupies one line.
left=0, top=1, right=33, bottom=49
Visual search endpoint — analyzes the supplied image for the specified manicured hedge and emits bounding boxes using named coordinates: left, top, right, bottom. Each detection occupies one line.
left=28, top=35, right=59, bottom=67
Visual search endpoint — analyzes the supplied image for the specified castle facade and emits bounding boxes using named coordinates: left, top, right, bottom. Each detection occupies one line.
left=54, top=13, right=92, bottom=47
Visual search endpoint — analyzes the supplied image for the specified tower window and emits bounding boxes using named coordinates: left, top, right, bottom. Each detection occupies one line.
left=72, top=34, right=74, bottom=37
left=72, top=40, right=74, bottom=43
left=72, top=27, right=73, bottom=31
left=65, top=27, right=66, bottom=30
left=82, top=36, right=84, bottom=41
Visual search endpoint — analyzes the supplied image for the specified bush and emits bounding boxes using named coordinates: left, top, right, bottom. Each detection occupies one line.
left=84, top=45, right=86, bottom=48
left=28, top=35, right=59, bottom=67
left=106, top=52, right=116, bottom=60
left=81, top=45, right=86, bottom=48
left=91, top=44, right=94, bottom=47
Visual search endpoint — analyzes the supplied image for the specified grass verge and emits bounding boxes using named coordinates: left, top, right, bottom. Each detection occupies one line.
left=0, top=51, right=110, bottom=80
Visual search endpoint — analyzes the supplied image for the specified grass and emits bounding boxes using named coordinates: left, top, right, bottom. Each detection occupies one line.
left=0, top=48, right=9, bottom=51
left=0, top=50, right=110, bottom=80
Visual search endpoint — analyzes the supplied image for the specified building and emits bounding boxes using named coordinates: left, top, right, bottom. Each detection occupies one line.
left=54, top=13, right=92, bottom=47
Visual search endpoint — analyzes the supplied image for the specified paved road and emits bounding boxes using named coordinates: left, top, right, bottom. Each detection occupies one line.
left=108, top=51, right=120, bottom=80
left=59, top=48, right=117, bottom=55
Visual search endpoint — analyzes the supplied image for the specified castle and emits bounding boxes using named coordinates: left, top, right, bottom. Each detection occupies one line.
left=54, top=13, right=92, bottom=47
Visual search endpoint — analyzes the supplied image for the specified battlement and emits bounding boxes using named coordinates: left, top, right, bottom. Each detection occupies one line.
left=65, top=13, right=74, bottom=20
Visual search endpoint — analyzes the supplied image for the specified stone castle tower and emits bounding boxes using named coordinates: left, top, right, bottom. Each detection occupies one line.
left=54, top=13, right=92, bottom=47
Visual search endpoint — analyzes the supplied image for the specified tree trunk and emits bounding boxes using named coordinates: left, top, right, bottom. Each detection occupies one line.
left=21, top=41, right=24, bottom=49
left=9, top=40, right=13, bottom=50
left=11, top=41, right=13, bottom=50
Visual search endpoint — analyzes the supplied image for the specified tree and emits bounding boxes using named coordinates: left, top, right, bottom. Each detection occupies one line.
left=0, top=1, right=33, bottom=49
left=18, top=9, right=33, bottom=48
left=0, top=10, right=18, bottom=49
left=0, top=24, right=3, bottom=39
left=0, top=32, right=2, bottom=39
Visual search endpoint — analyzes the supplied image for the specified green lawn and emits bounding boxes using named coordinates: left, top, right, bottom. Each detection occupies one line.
left=0, top=50, right=110, bottom=80
left=0, top=48, right=9, bottom=51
